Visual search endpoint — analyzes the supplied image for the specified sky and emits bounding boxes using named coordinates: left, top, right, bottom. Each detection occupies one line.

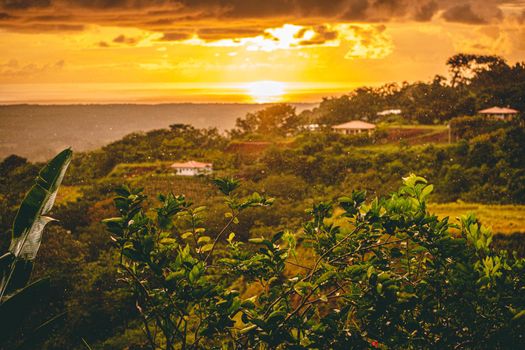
left=0, top=0, right=524, bottom=103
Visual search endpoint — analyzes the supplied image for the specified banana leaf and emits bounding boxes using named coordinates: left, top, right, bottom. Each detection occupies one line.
left=1, top=148, right=72, bottom=298
left=9, top=148, right=72, bottom=260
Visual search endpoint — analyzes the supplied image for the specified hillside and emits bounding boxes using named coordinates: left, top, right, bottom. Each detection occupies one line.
left=0, top=103, right=315, bottom=161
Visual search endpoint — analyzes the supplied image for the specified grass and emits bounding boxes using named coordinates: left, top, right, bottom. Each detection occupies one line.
left=107, top=161, right=172, bottom=177
left=356, top=142, right=453, bottom=152
left=55, top=185, right=84, bottom=205
left=382, top=124, right=448, bottom=131
left=428, top=202, right=525, bottom=235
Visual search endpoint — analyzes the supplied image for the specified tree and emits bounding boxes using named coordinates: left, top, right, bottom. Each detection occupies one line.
left=447, top=53, right=507, bottom=87
left=234, top=104, right=299, bottom=137
left=105, top=175, right=525, bottom=349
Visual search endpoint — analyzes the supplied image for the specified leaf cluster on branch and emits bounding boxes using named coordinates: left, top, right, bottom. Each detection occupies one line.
left=104, top=174, right=525, bottom=349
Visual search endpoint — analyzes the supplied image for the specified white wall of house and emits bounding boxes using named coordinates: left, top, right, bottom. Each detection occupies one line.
left=335, top=128, right=373, bottom=136
left=174, top=166, right=212, bottom=176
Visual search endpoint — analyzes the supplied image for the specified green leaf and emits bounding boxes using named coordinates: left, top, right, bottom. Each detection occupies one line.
left=10, top=148, right=72, bottom=260
left=239, top=324, right=257, bottom=334
left=197, top=236, right=211, bottom=244
left=181, top=232, right=193, bottom=239
left=189, top=264, right=201, bottom=283
left=512, top=309, right=525, bottom=321
left=212, top=177, right=240, bottom=196
left=266, top=310, right=286, bottom=324
left=241, top=297, right=257, bottom=309
left=160, top=237, right=177, bottom=245
left=200, top=244, right=214, bottom=252
left=293, top=281, right=313, bottom=296
left=316, top=271, right=336, bottom=285
left=420, top=184, right=434, bottom=201
left=272, top=231, right=284, bottom=243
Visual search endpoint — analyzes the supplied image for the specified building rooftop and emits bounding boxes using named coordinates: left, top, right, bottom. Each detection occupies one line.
left=478, top=106, right=519, bottom=114
left=332, top=120, right=376, bottom=130
left=170, top=161, right=212, bottom=168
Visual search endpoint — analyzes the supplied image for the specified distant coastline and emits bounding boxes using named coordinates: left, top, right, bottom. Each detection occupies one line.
left=0, top=103, right=316, bottom=161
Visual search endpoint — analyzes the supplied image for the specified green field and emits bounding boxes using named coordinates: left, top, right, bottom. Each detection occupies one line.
left=428, top=202, right=525, bottom=235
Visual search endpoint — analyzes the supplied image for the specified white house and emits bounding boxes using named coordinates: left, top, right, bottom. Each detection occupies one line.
left=377, top=109, right=402, bottom=117
left=478, top=106, right=518, bottom=121
left=332, top=120, right=376, bottom=136
left=170, top=161, right=213, bottom=176
left=301, top=123, right=320, bottom=131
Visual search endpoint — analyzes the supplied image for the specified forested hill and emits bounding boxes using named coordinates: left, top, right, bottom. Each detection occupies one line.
left=297, top=54, right=525, bottom=126
left=2, top=54, right=525, bottom=163
left=0, top=103, right=315, bottom=161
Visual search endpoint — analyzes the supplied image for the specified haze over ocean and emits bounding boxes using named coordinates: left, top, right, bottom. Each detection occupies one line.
left=0, top=103, right=315, bottom=161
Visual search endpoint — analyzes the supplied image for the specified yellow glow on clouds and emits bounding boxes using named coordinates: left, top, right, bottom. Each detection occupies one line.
left=182, top=23, right=391, bottom=59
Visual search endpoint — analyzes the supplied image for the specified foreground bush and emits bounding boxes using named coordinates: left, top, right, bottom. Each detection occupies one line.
left=104, top=175, right=525, bottom=349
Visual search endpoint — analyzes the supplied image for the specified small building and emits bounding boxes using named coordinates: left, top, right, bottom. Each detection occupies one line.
left=332, top=120, right=376, bottom=136
left=478, top=106, right=518, bottom=121
left=301, top=123, right=320, bottom=131
left=377, top=109, right=402, bottom=117
left=170, top=161, right=212, bottom=176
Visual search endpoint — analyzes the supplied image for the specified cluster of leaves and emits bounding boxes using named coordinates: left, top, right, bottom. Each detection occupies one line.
left=105, top=175, right=525, bottom=349
left=449, top=116, right=512, bottom=140
left=0, top=149, right=72, bottom=349
left=103, top=177, right=274, bottom=349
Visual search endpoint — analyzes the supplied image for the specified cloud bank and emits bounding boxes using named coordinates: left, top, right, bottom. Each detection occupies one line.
left=0, top=0, right=520, bottom=37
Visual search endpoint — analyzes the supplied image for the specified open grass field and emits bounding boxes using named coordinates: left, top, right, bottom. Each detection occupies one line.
left=428, top=202, right=525, bottom=235
left=55, top=185, right=84, bottom=206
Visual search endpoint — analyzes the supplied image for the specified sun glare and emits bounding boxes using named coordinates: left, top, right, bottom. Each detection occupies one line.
left=244, top=80, right=286, bottom=103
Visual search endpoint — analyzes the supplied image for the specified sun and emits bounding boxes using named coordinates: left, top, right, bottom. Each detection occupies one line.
left=244, top=81, right=286, bottom=103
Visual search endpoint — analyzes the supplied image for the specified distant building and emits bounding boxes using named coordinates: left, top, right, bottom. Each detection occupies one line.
left=301, top=123, right=320, bottom=131
left=478, top=106, right=518, bottom=121
left=377, top=109, right=402, bottom=117
left=170, top=161, right=212, bottom=176
left=332, top=120, right=376, bottom=136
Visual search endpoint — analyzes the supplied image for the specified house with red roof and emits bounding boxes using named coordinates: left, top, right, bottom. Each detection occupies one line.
left=170, top=161, right=213, bottom=176
left=478, top=106, right=519, bottom=121
left=332, top=120, right=376, bottom=136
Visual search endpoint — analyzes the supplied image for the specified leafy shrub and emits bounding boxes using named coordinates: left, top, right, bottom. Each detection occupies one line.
left=0, top=149, right=72, bottom=349
left=450, top=116, right=509, bottom=140
left=104, top=175, right=525, bottom=349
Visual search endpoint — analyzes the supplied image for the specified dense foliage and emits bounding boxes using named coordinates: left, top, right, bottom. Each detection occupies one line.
left=298, top=54, right=525, bottom=126
left=0, top=53, right=524, bottom=349
left=0, top=150, right=72, bottom=349
left=104, top=175, right=525, bottom=349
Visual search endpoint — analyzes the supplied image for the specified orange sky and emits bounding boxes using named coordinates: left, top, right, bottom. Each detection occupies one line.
left=0, top=1, right=524, bottom=103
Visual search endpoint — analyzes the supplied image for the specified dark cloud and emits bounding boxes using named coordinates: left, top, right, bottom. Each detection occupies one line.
left=0, top=1, right=517, bottom=35
left=414, top=1, right=438, bottom=21
left=1, top=0, right=51, bottom=10
left=296, top=25, right=339, bottom=45
left=340, top=0, right=369, bottom=20
left=441, top=4, right=487, bottom=24
left=0, top=11, right=15, bottom=19
left=113, top=34, right=140, bottom=44
left=158, top=32, right=192, bottom=41
left=197, top=27, right=265, bottom=40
